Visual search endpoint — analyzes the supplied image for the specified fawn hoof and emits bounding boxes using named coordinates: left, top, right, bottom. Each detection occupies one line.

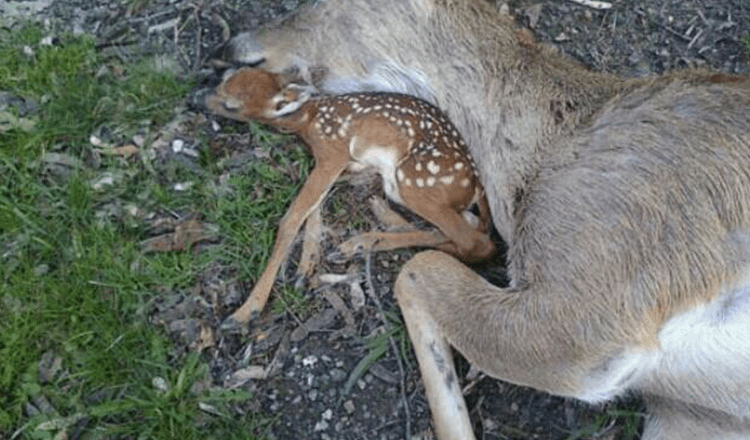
left=328, top=238, right=370, bottom=264
left=220, top=316, right=244, bottom=332
left=327, top=246, right=361, bottom=264
left=220, top=310, right=259, bottom=332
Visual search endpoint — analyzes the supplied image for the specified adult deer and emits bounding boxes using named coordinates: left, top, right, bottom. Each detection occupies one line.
left=216, top=0, right=750, bottom=438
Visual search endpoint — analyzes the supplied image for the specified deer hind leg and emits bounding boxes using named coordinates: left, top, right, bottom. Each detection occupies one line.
left=395, top=251, right=478, bottom=440
left=222, top=163, right=347, bottom=329
left=642, top=396, right=750, bottom=440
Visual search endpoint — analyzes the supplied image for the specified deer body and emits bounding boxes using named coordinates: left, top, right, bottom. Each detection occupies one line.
left=206, top=68, right=494, bottom=325
left=215, top=1, right=750, bottom=438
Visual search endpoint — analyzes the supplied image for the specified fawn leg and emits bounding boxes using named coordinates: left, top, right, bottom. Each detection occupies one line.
left=331, top=229, right=449, bottom=262
left=223, top=163, right=347, bottom=329
left=296, top=205, right=324, bottom=281
left=404, top=198, right=495, bottom=262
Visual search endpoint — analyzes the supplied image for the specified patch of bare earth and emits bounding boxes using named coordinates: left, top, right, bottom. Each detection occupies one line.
left=22, top=0, right=749, bottom=439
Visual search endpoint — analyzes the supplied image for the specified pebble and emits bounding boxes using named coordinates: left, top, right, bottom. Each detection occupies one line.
left=329, top=368, right=346, bottom=382
left=303, top=355, right=318, bottom=367
left=343, top=400, right=355, bottom=414
left=171, top=138, right=184, bottom=153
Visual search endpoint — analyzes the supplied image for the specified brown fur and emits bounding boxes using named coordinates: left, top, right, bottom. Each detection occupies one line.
left=218, top=1, right=750, bottom=438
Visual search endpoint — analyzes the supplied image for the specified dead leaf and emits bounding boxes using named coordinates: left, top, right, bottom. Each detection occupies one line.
left=141, top=218, right=217, bottom=253
left=113, top=144, right=140, bottom=158
left=225, top=365, right=266, bottom=389
left=190, top=322, right=215, bottom=352
left=290, top=308, right=339, bottom=342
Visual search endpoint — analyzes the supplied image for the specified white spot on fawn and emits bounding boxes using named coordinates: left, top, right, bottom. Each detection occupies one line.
left=439, top=175, right=455, bottom=185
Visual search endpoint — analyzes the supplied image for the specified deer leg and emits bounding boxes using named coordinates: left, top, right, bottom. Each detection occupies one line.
left=222, top=163, right=347, bottom=329
left=395, top=251, right=478, bottom=440
left=368, top=195, right=415, bottom=230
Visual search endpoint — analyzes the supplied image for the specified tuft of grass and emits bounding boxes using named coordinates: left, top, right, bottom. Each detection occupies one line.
left=197, top=142, right=310, bottom=283
left=1, top=24, right=284, bottom=439
left=341, top=309, right=411, bottom=398
left=743, top=34, right=750, bottom=55
left=270, top=285, right=313, bottom=317
left=565, top=405, right=644, bottom=440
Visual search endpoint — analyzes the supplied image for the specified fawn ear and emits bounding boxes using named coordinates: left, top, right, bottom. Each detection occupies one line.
left=269, top=84, right=316, bottom=117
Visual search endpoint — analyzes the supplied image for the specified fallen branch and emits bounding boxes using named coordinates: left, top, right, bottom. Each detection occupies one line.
left=364, top=251, right=412, bottom=440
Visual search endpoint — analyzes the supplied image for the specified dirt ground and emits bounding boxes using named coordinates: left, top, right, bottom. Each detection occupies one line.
left=12, top=0, right=750, bottom=439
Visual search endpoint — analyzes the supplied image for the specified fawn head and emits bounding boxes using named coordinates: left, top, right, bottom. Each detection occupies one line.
left=205, top=67, right=315, bottom=125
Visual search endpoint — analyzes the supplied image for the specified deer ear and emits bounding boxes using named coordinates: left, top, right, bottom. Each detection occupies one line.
left=269, top=84, right=317, bottom=117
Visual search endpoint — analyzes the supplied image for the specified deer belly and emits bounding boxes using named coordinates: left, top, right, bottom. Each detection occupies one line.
left=348, top=143, right=404, bottom=204
left=577, top=279, right=750, bottom=404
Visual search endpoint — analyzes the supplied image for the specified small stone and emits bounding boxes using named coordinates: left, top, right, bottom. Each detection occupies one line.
left=322, top=409, right=333, bottom=420
left=173, top=182, right=193, bottom=191
left=34, top=264, right=49, bottom=276
left=171, top=139, right=184, bottom=153
left=343, top=400, right=355, bottom=414
left=132, top=134, right=145, bottom=147
left=329, top=368, right=346, bottom=382
left=314, top=420, right=329, bottom=431
left=152, top=377, right=169, bottom=392
left=303, top=355, right=318, bottom=367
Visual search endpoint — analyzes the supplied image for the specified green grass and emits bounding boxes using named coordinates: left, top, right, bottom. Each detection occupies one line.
left=566, top=405, right=644, bottom=440
left=1, top=24, right=306, bottom=439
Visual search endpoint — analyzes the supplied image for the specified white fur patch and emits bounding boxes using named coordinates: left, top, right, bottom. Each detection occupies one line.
left=348, top=138, right=403, bottom=204
left=577, top=274, right=750, bottom=404
left=320, top=61, right=436, bottom=104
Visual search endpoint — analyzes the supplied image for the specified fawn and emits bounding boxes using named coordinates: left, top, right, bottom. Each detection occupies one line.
left=213, top=0, right=750, bottom=438
left=205, top=67, right=494, bottom=328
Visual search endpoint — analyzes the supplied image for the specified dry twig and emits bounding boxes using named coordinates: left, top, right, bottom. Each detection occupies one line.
left=364, top=251, right=412, bottom=440
left=567, top=0, right=612, bottom=9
